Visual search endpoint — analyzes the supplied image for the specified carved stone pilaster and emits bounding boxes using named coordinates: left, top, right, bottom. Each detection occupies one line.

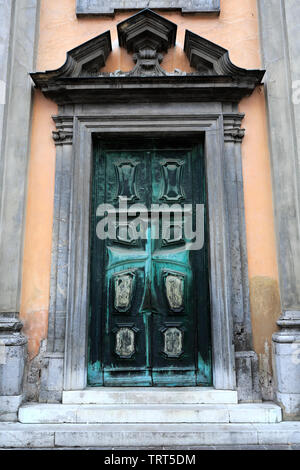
left=223, top=113, right=261, bottom=402
left=0, top=314, right=27, bottom=420
left=39, top=115, right=73, bottom=403
left=130, top=49, right=166, bottom=77
left=273, top=311, right=300, bottom=419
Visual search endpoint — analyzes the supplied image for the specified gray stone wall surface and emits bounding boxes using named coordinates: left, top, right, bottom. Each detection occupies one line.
left=258, top=0, right=300, bottom=312
left=76, top=0, right=220, bottom=15
left=0, top=0, right=39, bottom=314
left=0, top=1, right=13, bottom=164
left=0, top=0, right=40, bottom=420
left=258, top=0, right=300, bottom=418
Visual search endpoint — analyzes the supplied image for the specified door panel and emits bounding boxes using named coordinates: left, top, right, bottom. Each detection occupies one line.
left=88, top=138, right=212, bottom=386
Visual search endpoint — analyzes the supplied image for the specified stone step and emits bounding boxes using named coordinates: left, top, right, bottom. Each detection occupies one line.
left=1, top=422, right=300, bottom=449
left=62, top=387, right=238, bottom=405
left=18, top=403, right=282, bottom=424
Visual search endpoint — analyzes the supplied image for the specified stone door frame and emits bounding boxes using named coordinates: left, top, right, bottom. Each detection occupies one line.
left=46, top=104, right=249, bottom=395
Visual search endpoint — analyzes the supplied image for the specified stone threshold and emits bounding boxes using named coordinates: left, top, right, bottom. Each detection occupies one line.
left=18, top=402, right=282, bottom=424
left=62, top=387, right=238, bottom=405
left=0, top=422, right=300, bottom=448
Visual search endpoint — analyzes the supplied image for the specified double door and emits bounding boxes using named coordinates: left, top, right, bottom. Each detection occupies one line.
left=88, top=138, right=212, bottom=386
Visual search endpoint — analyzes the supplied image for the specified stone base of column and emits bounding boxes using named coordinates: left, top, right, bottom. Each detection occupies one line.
left=0, top=314, right=27, bottom=422
left=0, top=395, right=23, bottom=421
left=273, top=311, right=300, bottom=420
left=235, top=351, right=262, bottom=403
left=39, top=353, right=64, bottom=403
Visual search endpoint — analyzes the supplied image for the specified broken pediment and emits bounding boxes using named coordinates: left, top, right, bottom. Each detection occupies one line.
left=30, top=9, right=264, bottom=104
left=31, top=30, right=112, bottom=85
left=118, top=9, right=177, bottom=53
left=184, top=30, right=265, bottom=82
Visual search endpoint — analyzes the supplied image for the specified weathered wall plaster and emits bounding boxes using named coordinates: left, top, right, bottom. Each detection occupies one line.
left=249, top=277, right=281, bottom=399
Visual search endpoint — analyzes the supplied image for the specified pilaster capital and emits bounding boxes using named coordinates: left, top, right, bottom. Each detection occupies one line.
left=52, top=116, right=74, bottom=145
left=223, top=113, right=245, bottom=143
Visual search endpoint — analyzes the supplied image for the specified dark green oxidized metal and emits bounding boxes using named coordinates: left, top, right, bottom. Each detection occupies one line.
left=88, top=138, right=212, bottom=386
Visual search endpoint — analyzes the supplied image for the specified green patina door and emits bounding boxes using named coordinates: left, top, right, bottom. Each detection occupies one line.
left=88, top=137, right=212, bottom=386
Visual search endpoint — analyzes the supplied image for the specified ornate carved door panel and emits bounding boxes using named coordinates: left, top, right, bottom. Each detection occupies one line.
left=88, top=138, right=212, bottom=386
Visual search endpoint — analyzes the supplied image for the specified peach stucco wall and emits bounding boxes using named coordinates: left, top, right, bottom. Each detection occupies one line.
left=20, top=0, right=280, bottom=380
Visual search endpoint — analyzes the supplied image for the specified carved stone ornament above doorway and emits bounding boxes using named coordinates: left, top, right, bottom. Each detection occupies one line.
left=76, top=0, right=221, bottom=16
left=31, top=8, right=264, bottom=103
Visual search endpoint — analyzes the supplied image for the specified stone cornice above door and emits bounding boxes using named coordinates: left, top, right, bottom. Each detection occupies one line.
left=30, top=9, right=264, bottom=105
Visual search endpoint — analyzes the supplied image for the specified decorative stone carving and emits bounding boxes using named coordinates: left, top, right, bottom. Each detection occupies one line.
left=131, top=48, right=166, bottom=77
left=52, top=131, right=73, bottom=145
left=115, top=327, right=135, bottom=358
left=76, top=0, right=221, bottom=16
left=164, top=273, right=184, bottom=311
left=224, top=127, right=245, bottom=143
left=31, top=11, right=264, bottom=104
left=223, top=114, right=246, bottom=143
left=118, top=9, right=177, bottom=53
left=114, top=272, right=135, bottom=312
left=117, top=9, right=177, bottom=76
left=163, top=327, right=183, bottom=358
left=0, top=314, right=27, bottom=421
